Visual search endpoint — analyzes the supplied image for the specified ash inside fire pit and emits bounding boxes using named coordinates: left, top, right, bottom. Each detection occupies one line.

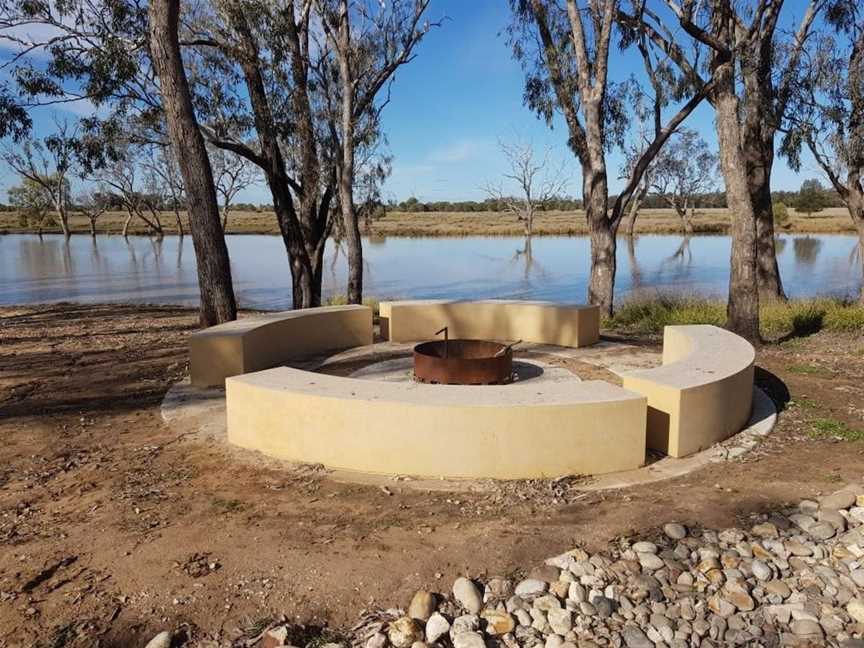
left=413, top=338, right=515, bottom=385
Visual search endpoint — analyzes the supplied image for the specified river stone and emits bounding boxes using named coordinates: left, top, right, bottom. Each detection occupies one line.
left=453, top=577, right=483, bottom=614
left=144, top=632, right=172, bottom=648
left=820, top=489, right=857, bottom=511
left=790, top=619, right=823, bottom=638
left=365, top=633, right=387, bottom=648
left=409, top=590, right=436, bottom=621
left=808, top=521, right=837, bottom=540
left=751, top=559, right=771, bottom=581
left=479, top=609, right=514, bottom=635
left=544, top=635, right=564, bottom=648
left=847, top=598, right=864, bottom=624
left=546, top=608, right=572, bottom=635
left=514, top=609, right=531, bottom=627
left=622, top=625, right=653, bottom=648
left=638, top=552, right=664, bottom=571
left=532, top=595, right=561, bottom=612
left=425, top=613, right=450, bottom=644
left=751, top=522, right=778, bottom=538
left=664, top=523, right=687, bottom=540
left=451, top=632, right=486, bottom=648
left=388, top=617, right=423, bottom=648
left=632, top=541, right=658, bottom=554
left=450, top=615, right=480, bottom=638
left=515, top=579, right=548, bottom=597
left=764, top=580, right=791, bottom=599
left=708, top=595, right=735, bottom=617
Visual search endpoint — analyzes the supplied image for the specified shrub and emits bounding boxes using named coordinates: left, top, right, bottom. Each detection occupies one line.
left=773, top=201, right=789, bottom=227
left=608, top=295, right=864, bottom=337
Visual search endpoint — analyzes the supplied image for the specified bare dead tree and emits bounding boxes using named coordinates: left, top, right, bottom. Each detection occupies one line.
left=509, top=0, right=715, bottom=317
left=209, top=146, right=260, bottom=230
left=317, top=0, right=437, bottom=304
left=481, top=138, right=568, bottom=237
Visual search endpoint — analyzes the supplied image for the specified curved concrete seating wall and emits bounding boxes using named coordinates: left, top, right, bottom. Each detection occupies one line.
left=226, top=367, right=647, bottom=479
left=190, top=305, right=373, bottom=387
left=379, top=300, right=600, bottom=347
left=621, top=325, right=755, bottom=458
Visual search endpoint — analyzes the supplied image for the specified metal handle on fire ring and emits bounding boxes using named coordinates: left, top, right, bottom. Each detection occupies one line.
left=495, top=339, right=522, bottom=357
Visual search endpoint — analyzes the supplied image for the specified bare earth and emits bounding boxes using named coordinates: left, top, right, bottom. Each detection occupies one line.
left=1, top=304, right=864, bottom=646
left=0, top=207, right=858, bottom=238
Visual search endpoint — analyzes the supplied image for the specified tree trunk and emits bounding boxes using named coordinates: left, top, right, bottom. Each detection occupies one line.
left=715, top=88, right=760, bottom=341
left=122, top=209, right=132, bottom=238
left=748, top=150, right=786, bottom=301
left=173, top=207, right=184, bottom=236
left=847, top=191, right=864, bottom=305
left=148, top=0, right=237, bottom=326
left=335, top=0, right=363, bottom=305
left=625, top=191, right=641, bottom=237
left=89, top=218, right=97, bottom=237
left=584, top=165, right=616, bottom=317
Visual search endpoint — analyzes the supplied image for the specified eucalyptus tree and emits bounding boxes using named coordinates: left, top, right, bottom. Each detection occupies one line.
left=0, top=0, right=237, bottom=325
left=650, top=128, right=718, bottom=234
left=184, top=0, right=340, bottom=308
left=3, top=123, right=79, bottom=238
left=783, top=0, right=863, bottom=301
left=508, top=0, right=715, bottom=317
left=624, top=0, right=821, bottom=339
left=315, top=0, right=436, bottom=304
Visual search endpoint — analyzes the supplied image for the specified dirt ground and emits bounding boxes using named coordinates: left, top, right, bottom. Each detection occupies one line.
left=1, top=304, right=864, bottom=647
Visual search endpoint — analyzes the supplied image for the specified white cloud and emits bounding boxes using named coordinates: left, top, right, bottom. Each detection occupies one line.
left=428, top=139, right=485, bottom=163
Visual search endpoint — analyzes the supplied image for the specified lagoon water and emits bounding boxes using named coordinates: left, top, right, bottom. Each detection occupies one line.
left=1, top=233, right=861, bottom=309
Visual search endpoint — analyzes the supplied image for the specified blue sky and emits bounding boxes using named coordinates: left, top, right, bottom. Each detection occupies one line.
left=1, top=0, right=823, bottom=204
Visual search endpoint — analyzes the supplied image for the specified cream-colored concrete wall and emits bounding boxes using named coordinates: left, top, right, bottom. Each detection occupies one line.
left=226, top=367, right=647, bottom=479
left=379, top=300, right=600, bottom=347
left=622, top=325, right=755, bottom=458
left=190, top=305, right=373, bottom=387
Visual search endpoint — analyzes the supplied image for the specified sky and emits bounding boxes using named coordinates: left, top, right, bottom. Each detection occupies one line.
left=0, top=0, right=826, bottom=205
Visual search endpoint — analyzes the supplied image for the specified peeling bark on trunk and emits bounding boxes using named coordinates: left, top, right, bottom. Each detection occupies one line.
left=715, top=88, right=761, bottom=341
left=148, top=0, right=237, bottom=326
left=584, top=164, right=616, bottom=317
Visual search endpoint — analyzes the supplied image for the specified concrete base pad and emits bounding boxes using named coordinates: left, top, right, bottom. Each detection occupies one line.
left=161, top=341, right=776, bottom=491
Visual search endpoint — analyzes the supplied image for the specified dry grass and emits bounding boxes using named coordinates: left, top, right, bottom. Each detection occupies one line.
left=0, top=206, right=858, bottom=237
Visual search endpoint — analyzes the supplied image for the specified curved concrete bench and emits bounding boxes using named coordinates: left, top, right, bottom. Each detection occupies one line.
left=621, top=325, right=755, bottom=458
left=379, top=299, right=600, bottom=347
left=226, top=367, right=647, bottom=479
left=190, top=305, right=373, bottom=387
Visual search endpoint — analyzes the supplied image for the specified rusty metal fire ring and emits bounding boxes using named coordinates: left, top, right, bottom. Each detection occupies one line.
left=413, top=339, right=514, bottom=385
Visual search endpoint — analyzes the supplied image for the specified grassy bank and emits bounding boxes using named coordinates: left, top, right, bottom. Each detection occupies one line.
left=0, top=207, right=859, bottom=237
left=607, top=295, right=864, bottom=337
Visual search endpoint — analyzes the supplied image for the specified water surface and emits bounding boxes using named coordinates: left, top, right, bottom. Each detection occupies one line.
left=1, top=233, right=861, bottom=309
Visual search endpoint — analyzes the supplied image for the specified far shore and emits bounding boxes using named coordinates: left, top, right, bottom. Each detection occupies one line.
left=0, top=206, right=858, bottom=238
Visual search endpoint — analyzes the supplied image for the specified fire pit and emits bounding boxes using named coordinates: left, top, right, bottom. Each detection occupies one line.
left=413, top=327, right=517, bottom=385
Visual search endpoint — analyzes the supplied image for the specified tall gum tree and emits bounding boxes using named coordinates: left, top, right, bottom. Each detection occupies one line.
left=626, top=0, right=818, bottom=340
left=0, top=0, right=238, bottom=325
left=149, top=0, right=237, bottom=325
left=509, top=0, right=715, bottom=317
left=316, top=0, right=435, bottom=305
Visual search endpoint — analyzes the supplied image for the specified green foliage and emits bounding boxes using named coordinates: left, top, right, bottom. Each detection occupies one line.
left=7, top=177, right=55, bottom=228
left=773, top=202, right=789, bottom=227
left=796, top=179, right=829, bottom=215
left=607, top=295, right=864, bottom=337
